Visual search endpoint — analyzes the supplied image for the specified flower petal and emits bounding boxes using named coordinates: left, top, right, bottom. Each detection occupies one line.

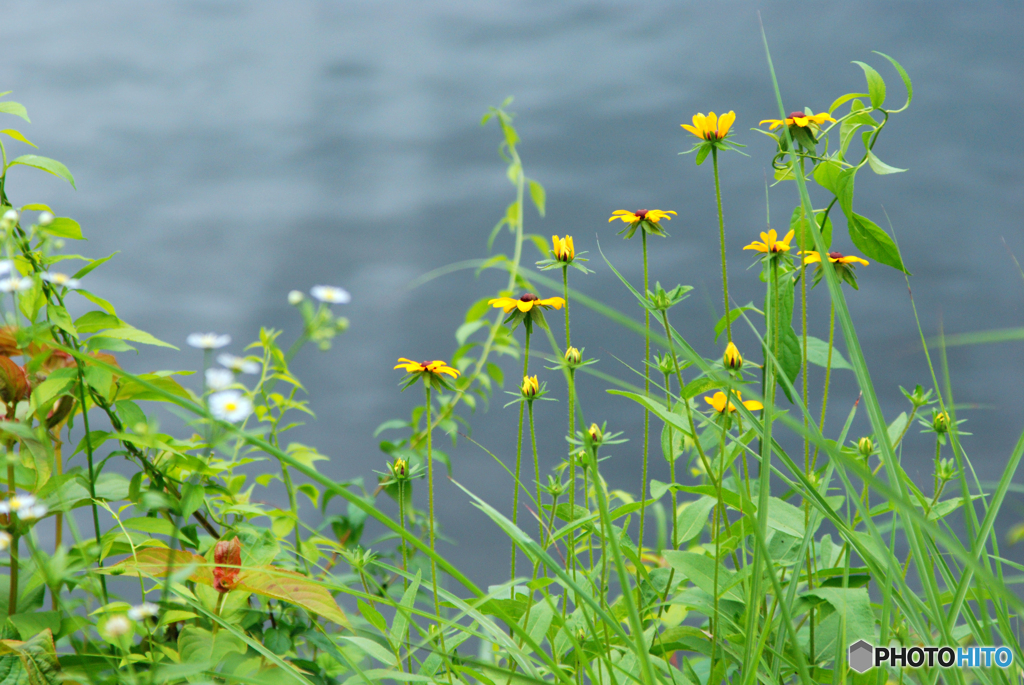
left=718, top=111, right=736, bottom=137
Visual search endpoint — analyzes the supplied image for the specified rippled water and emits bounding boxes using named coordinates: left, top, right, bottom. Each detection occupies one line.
left=6, top=2, right=1023, bottom=585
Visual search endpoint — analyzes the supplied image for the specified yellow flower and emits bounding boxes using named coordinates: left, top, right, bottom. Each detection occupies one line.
left=520, top=375, right=539, bottom=398
left=393, top=358, right=460, bottom=379
left=487, top=293, right=565, bottom=313
left=759, top=111, right=834, bottom=131
left=608, top=209, right=677, bottom=225
left=704, top=390, right=763, bottom=413
left=800, top=250, right=869, bottom=266
left=588, top=423, right=603, bottom=442
left=681, top=111, right=736, bottom=141
left=723, top=342, right=743, bottom=371
left=743, top=229, right=794, bottom=254
left=552, top=235, right=575, bottom=262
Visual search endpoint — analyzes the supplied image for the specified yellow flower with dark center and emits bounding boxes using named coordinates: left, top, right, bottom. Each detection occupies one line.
left=520, top=375, right=539, bottom=398
left=743, top=229, right=794, bottom=254
left=723, top=342, right=743, bottom=371
left=588, top=423, right=603, bottom=442
left=801, top=250, right=869, bottom=266
left=552, top=235, right=575, bottom=262
left=704, top=390, right=763, bottom=413
left=394, top=358, right=460, bottom=379
left=487, top=293, right=566, bottom=314
left=759, top=111, right=834, bottom=131
left=681, top=111, right=736, bottom=141
left=608, top=209, right=677, bottom=225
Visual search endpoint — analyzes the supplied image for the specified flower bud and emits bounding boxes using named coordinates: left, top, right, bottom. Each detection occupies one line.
left=393, top=457, right=408, bottom=480
left=936, top=457, right=957, bottom=482
left=564, top=346, right=581, bottom=366
left=933, top=411, right=950, bottom=434
left=288, top=290, right=305, bottom=305
left=587, top=423, right=603, bottom=443
left=723, top=342, right=743, bottom=371
left=1, top=210, right=17, bottom=223
left=520, top=375, right=539, bottom=398
left=857, top=436, right=873, bottom=458
left=654, top=353, right=675, bottom=376
left=37, top=211, right=54, bottom=226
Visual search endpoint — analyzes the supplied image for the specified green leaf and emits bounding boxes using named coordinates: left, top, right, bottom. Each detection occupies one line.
left=715, top=304, right=760, bottom=342
left=0, top=102, right=29, bottom=123
left=834, top=168, right=856, bottom=218
left=873, top=51, right=913, bottom=111
left=805, top=335, right=852, bottom=370
left=337, top=636, right=397, bottom=666
left=528, top=179, right=546, bottom=218
left=866, top=149, right=907, bottom=175
left=77, top=290, right=117, bottom=315
left=41, top=217, right=83, bottom=240
left=358, top=599, right=387, bottom=634
left=455, top=320, right=486, bottom=346
left=852, top=61, right=886, bottom=109
left=801, top=587, right=876, bottom=659
left=235, top=567, right=350, bottom=628
left=848, top=213, right=909, bottom=274
left=765, top=497, right=805, bottom=537
left=74, top=311, right=122, bottom=333
left=71, top=252, right=118, bottom=280
left=0, top=629, right=60, bottom=685
left=388, top=572, right=420, bottom=647
left=7, top=611, right=60, bottom=640
left=264, top=627, right=292, bottom=655
left=663, top=551, right=744, bottom=602
left=674, top=497, right=716, bottom=542
left=812, top=158, right=843, bottom=194
left=97, top=327, right=177, bottom=349
left=45, top=304, right=76, bottom=337
left=828, top=92, right=869, bottom=115
left=177, top=625, right=246, bottom=669
left=8, top=155, right=75, bottom=189
left=30, top=377, right=74, bottom=414
left=789, top=206, right=833, bottom=251
left=0, top=130, right=35, bottom=148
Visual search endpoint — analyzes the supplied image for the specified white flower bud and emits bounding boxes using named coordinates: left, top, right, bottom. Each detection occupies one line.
left=104, top=615, right=131, bottom=637
left=37, top=211, right=54, bottom=226
left=288, top=290, right=304, bottom=305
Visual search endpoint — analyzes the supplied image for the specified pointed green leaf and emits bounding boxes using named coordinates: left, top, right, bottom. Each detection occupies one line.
left=852, top=61, right=886, bottom=108
left=848, top=213, right=909, bottom=274
left=866, top=149, right=907, bottom=175
left=8, top=155, right=75, bottom=189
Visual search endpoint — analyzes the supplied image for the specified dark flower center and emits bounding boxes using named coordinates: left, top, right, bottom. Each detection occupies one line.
left=828, top=251, right=844, bottom=260
left=520, top=293, right=539, bottom=302
left=788, top=111, right=806, bottom=120
left=634, top=209, right=648, bottom=219
left=420, top=361, right=431, bottom=367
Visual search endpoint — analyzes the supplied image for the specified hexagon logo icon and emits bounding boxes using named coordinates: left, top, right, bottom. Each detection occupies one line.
left=848, top=640, right=874, bottom=674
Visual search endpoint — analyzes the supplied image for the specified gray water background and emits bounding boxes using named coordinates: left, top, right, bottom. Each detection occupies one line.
left=4, top=2, right=1023, bottom=589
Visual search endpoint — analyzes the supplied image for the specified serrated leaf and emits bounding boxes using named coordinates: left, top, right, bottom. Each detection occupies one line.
left=0, top=629, right=60, bottom=685
left=852, top=61, right=886, bottom=109
left=235, top=567, right=350, bottom=628
left=8, top=155, right=75, bottom=189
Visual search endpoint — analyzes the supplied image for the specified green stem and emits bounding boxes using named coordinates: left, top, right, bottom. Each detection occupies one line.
left=424, top=385, right=454, bottom=684
left=712, top=147, right=732, bottom=343
left=811, top=302, right=836, bottom=470
left=75, top=366, right=108, bottom=604
left=528, top=402, right=544, bottom=554
left=638, top=229, right=651, bottom=561
left=510, top=330, right=531, bottom=582
left=281, top=464, right=307, bottom=572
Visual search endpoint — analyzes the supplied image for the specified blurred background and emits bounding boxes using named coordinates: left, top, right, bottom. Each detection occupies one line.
left=5, top=1, right=1023, bottom=588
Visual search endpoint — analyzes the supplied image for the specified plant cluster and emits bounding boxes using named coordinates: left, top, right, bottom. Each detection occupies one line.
left=0, top=42, right=1018, bottom=685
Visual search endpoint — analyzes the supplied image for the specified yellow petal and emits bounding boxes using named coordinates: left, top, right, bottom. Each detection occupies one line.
left=743, top=400, right=764, bottom=411
left=681, top=124, right=701, bottom=137
left=718, top=111, right=736, bottom=137
left=706, top=112, right=718, bottom=135
left=517, top=300, right=534, bottom=312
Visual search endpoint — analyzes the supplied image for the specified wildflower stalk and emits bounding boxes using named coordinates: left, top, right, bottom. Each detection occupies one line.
left=562, top=265, right=578, bottom=587
left=712, top=147, right=732, bottom=344
left=423, top=385, right=453, bottom=684
left=638, top=228, right=651, bottom=565
left=74, top=365, right=109, bottom=604
left=812, top=302, right=836, bottom=469
left=510, top=329, right=530, bottom=582
left=663, top=370, right=678, bottom=551
left=528, top=402, right=543, bottom=552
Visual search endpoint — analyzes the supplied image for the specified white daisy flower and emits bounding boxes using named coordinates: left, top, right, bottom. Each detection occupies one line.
left=37, top=211, right=54, bottom=226
left=0, top=532, right=11, bottom=551
left=209, top=390, right=253, bottom=422
left=310, top=285, right=351, bottom=304
left=0, top=276, right=31, bottom=293
left=186, top=332, right=231, bottom=350
left=127, top=602, right=159, bottom=621
left=104, top=615, right=132, bottom=637
left=205, top=368, right=234, bottom=391
left=41, top=272, right=81, bottom=289
left=287, top=290, right=304, bottom=305
left=216, top=354, right=261, bottom=375
left=20, top=504, right=47, bottom=521
left=2, top=210, right=17, bottom=223
left=0, top=494, right=36, bottom=515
